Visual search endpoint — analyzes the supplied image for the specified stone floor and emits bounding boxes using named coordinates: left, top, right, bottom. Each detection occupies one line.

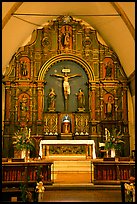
left=41, top=159, right=122, bottom=202
left=42, top=188, right=122, bottom=202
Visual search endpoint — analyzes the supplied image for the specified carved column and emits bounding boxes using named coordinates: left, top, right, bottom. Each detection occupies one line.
left=5, top=82, right=11, bottom=121
left=90, top=83, right=96, bottom=120
left=46, top=145, right=50, bottom=156
left=122, top=85, right=128, bottom=122
left=37, top=81, right=44, bottom=121
left=100, top=87, right=104, bottom=120
left=16, top=60, right=20, bottom=79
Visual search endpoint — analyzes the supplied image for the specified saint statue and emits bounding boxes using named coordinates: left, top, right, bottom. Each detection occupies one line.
left=20, top=61, right=28, bottom=76
left=47, top=88, right=56, bottom=111
left=105, top=95, right=114, bottom=119
left=61, top=25, right=72, bottom=49
left=105, top=61, right=112, bottom=78
left=20, top=95, right=29, bottom=119
left=76, top=88, right=85, bottom=111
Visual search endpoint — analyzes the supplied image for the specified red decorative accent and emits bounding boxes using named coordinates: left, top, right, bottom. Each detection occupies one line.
left=37, top=82, right=44, bottom=121
left=103, top=93, right=114, bottom=119
left=102, top=57, right=115, bottom=79
left=17, top=93, right=30, bottom=122
left=91, top=89, right=96, bottom=120
left=18, top=57, right=31, bottom=79
left=60, top=25, right=73, bottom=50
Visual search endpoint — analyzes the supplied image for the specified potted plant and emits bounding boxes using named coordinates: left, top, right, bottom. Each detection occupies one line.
left=104, top=128, right=125, bottom=157
left=13, top=127, right=35, bottom=161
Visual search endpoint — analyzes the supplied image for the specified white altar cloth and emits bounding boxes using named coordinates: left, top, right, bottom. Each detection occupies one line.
left=39, top=140, right=96, bottom=159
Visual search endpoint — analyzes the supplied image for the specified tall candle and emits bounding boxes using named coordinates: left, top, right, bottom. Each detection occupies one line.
left=29, top=128, right=31, bottom=138
left=85, top=119, right=87, bottom=126
left=76, top=118, right=77, bottom=125
left=105, top=128, right=107, bottom=140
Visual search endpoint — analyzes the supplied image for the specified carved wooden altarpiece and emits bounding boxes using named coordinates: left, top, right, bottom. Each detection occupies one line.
left=2, top=15, right=129, bottom=158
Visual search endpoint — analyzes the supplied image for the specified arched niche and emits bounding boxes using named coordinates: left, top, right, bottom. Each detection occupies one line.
left=38, top=54, right=95, bottom=113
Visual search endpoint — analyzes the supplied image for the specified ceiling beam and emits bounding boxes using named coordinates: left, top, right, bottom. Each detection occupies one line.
left=2, top=2, right=23, bottom=29
left=111, top=2, right=135, bottom=40
left=12, top=13, right=120, bottom=17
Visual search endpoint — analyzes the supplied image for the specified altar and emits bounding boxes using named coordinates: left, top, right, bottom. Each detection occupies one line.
left=39, top=140, right=96, bottom=159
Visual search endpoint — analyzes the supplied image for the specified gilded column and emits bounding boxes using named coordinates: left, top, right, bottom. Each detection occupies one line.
left=91, top=83, right=96, bottom=120
left=122, top=85, right=128, bottom=122
left=37, top=81, right=44, bottom=121
left=5, top=82, right=11, bottom=120
left=46, top=145, right=50, bottom=156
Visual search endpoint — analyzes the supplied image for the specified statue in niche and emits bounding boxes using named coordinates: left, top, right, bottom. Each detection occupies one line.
left=62, top=115, right=71, bottom=134
left=76, top=88, right=85, bottom=112
left=47, top=88, right=56, bottom=112
left=61, top=25, right=72, bottom=50
left=105, top=95, right=114, bottom=119
left=20, top=95, right=29, bottom=119
left=20, top=61, right=28, bottom=76
left=105, top=61, right=112, bottom=78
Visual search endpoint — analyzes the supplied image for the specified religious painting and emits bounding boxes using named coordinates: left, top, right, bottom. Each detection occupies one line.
left=60, top=25, right=73, bottom=50
left=19, top=57, right=30, bottom=79
left=102, top=57, right=115, bottom=79
left=103, top=93, right=114, bottom=120
left=17, top=93, right=30, bottom=122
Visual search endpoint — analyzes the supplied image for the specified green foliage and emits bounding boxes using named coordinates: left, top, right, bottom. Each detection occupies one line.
left=36, top=166, right=43, bottom=182
left=13, top=127, right=35, bottom=151
left=105, top=128, right=125, bottom=150
left=20, top=183, right=27, bottom=202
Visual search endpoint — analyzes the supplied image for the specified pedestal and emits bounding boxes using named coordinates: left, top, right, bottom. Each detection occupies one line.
left=61, top=133, right=72, bottom=140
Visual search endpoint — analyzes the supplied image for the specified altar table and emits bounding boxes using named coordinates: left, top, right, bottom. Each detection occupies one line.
left=39, top=140, right=96, bottom=159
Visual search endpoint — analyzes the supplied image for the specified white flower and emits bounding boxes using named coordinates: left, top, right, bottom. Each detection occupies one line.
left=36, top=181, right=45, bottom=193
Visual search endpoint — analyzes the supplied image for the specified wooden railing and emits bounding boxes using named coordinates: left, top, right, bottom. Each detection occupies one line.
left=2, top=161, right=53, bottom=186
left=92, top=160, right=135, bottom=185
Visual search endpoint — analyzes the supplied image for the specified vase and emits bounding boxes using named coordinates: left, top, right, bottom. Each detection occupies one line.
left=21, top=149, right=26, bottom=159
left=111, top=148, right=115, bottom=158
left=106, top=150, right=109, bottom=158
left=21, top=149, right=30, bottom=162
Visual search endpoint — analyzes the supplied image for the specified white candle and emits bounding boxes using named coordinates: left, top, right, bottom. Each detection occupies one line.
left=105, top=128, right=107, bottom=140
left=76, top=118, right=77, bottom=125
left=86, top=119, right=88, bottom=126
left=29, top=128, right=31, bottom=138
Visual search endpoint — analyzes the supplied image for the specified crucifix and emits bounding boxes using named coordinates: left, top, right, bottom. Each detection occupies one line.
left=50, top=68, right=81, bottom=112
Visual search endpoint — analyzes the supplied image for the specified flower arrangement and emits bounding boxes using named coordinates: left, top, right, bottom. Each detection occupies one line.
left=104, top=128, right=125, bottom=151
left=13, top=127, right=34, bottom=151
left=124, top=177, right=135, bottom=202
left=35, top=181, right=45, bottom=193
left=35, top=181, right=45, bottom=201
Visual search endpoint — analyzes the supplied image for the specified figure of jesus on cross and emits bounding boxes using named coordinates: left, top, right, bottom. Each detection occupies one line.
left=50, top=68, right=81, bottom=111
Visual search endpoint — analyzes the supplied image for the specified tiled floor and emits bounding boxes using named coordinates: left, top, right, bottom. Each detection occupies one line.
left=42, top=189, right=122, bottom=202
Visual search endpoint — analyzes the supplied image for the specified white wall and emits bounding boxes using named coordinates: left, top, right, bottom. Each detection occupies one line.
left=128, top=90, right=135, bottom=153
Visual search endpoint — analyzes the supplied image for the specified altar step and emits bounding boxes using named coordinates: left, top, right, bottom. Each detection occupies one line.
left=45, top=183, right=121, bottom=190
left=52, top=160, right=92, bottom=184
